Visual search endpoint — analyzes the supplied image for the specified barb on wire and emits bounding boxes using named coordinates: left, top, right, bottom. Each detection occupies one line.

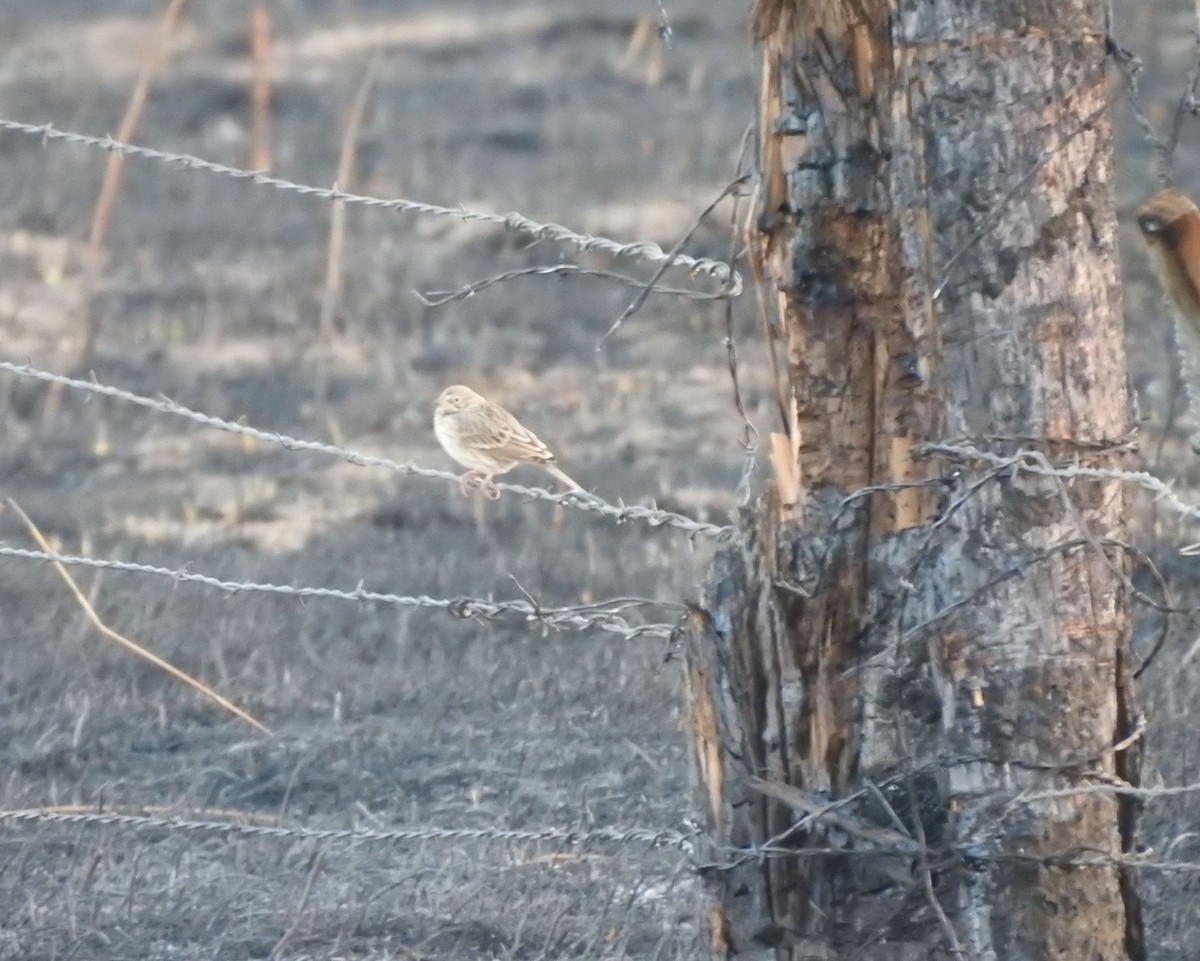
left=656, top=0, right=673, bottom=45
left=0, top=807, right=692, bottom=854
left=0, top=117, right=739, bottom=292
left=599, top=174, right=750, bottom=345
left=414, top=263, right=730, bottom=308
left=0, top=361, right=732, bottom=539
left=0, top=546, right=677, bottom=641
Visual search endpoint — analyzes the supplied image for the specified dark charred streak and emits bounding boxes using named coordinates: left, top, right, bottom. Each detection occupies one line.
left=757, top=205, right=800, bottom=234
left=793, top=158, right=837, bottom=173
left=812, top=29, right=856, bottom=103
left=1031, top=203, right=1085, bottom=261
left=1114, top=636, right=1146, bottom=961
left=894, top=352, right=924, bottom=388
left=789, top=242, right=854, bottom=308
left=792, top=269, right=853, bottom=308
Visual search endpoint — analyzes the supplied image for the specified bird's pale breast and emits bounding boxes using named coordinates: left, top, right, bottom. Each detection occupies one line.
left=434, top=410, right=515, bottom=473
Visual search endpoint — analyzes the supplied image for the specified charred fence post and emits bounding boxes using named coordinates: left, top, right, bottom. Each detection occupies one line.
left=684, top=2, right=1143, bottom=959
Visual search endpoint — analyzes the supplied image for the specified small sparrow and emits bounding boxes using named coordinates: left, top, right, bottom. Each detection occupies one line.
left=1137, top=189, right=1200, bottom=450
left=433, top=385, right=583, bottom=499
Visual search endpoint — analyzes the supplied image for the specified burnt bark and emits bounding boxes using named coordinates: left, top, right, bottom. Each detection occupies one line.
left=685, top=2, right=1142, bottom=959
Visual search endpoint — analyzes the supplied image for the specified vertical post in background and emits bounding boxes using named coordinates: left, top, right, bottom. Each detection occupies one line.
left=249, top=4, right=273, bottom=173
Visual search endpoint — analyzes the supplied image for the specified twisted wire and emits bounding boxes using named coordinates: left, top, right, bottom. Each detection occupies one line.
left=918, top=441, right=1200, bottom=526
left=0, top=807, right=692, bottom=853
left=0, top=546, right=675, bottom=640
left=0, top=361, right=733, bottom=539
left=0, top=117, right=739, bottom=291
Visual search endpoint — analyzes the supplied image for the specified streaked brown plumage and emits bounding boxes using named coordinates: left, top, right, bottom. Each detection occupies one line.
left=1137, top=189, right=1200, bottom=321
left=1137, top=189, right=1200, bottom=451
left=433, top=385, right=582, bottom=499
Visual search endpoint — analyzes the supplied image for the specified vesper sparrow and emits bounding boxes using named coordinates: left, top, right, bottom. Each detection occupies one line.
left=433, top=385, right=582, bottom=499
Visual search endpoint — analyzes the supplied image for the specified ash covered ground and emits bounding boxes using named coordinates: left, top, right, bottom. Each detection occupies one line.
left=1, top=1, right=1200, bottom=958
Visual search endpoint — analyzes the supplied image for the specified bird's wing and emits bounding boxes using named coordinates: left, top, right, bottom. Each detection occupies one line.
left=1171, top=205, right=1200, bottom=308
left=457, top=402, right=556, bottom=464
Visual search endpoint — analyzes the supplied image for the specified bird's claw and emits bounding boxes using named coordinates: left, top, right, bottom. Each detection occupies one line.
left=458, top=471, right=501, bottom=500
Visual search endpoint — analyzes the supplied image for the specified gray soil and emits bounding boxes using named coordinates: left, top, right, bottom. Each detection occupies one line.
left=1, top=1, right=1199, bottom=959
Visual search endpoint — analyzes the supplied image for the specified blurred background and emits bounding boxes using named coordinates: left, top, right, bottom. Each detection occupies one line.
left=0, top=1, right=1198, bottom=958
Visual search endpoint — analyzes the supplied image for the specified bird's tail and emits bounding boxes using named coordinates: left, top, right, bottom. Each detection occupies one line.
left=544, top=463, right=584, bottom=492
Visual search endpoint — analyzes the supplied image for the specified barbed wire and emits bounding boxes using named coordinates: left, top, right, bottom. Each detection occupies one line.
left=916, top=440, right=1200, bottom=529
left=0, top=117, right=740, bottom=294
left=704, top=774, right=1200, bottom=877
left=0, top=807, right=693, bottom=853
left=1011, top=779, right=1200, bottom=804
left=0, top=545, right=676, bottom=641
left=720, top=839, right=1200, bottom=876
left=10, top=802, right=1200, bottom=879
left=0, top=361, right=733, bottom=539
left=414, top=263, right=726, bottom=308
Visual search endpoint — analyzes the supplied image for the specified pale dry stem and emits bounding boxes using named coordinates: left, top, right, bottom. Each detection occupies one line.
left=6, top=498, right=269, bottom=733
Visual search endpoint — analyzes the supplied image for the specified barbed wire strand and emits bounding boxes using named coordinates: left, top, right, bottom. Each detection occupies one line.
left=0, top=808, right=691, bottom=853
left=916, top=441, right=1200, bottom=528
left=598, top=174, right=749, bottom=345
left=0, top=546, right=675, bottom=641
left=0, top=361, right=732, bottom=539
left=0, top=118, right=739, bottom=293
left=1106, top=29, right=1175, bottom=187
left=1011, top=779, right=1200, bottom=804
left=725, top=840, right=1200, bottom=876
left=414, top=263, right=725, bottom=308
left=9, top=805, right=1200, bottom=878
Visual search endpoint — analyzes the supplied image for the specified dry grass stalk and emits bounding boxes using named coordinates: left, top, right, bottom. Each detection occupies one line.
left=74, top=0, right=191, bottom=374
left=6, top=498, right=269, bottom=734
left=268, top=851, right=325, bottom=959
left=314, top=53, right=381, bottom=427
left=249, top=4, right=272, bottom=171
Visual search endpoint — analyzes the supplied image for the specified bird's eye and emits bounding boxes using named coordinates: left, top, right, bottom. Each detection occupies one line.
left=1138, top=215, right=1166, bottom=235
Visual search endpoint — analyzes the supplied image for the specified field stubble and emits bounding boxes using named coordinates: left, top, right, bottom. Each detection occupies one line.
left=0, top=2, right=752, bottom=958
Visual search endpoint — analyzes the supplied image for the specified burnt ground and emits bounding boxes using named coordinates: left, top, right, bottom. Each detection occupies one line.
left=0, top=1, right=1199, bottom=959
left=0, top=3, right=754, bottom=959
